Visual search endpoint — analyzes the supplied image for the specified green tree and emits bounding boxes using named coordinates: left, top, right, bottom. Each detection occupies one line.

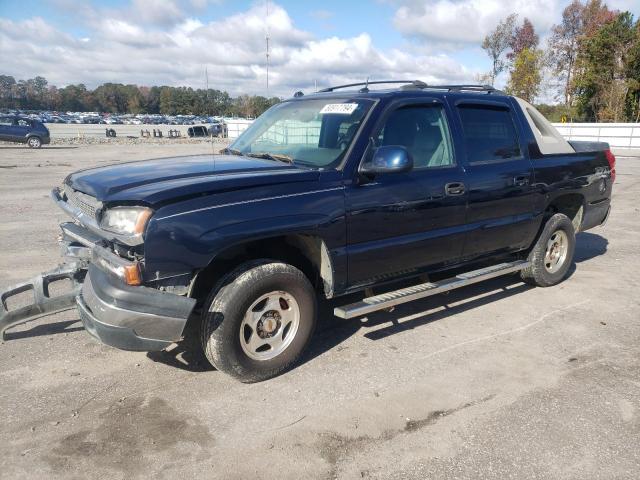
left=549, top=1, right=585, bottom=106
left=548, top=0, right=616, bottom=108
left=0, top=75, right=17, bottom=108
left=574, top=12, right=636, bottom=121
left=624, top=20, right=640, bottom=122
left=159, top=87, right=176, bottom=115
left=482, top=13, right=518, bottom=85
left=506, top=48, right=543, bottom=102
left=508, top=18, right=539, bottom=60
left=59, top=84, right=90, bottom=111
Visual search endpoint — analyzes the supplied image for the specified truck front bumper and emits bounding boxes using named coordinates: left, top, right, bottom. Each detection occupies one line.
left=77, top=264, right=195, bottom=351
left=1, top=222, right=196, bottom=351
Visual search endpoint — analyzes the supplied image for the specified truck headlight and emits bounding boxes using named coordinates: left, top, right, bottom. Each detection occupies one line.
left=100, top=207, right=152, bottom=237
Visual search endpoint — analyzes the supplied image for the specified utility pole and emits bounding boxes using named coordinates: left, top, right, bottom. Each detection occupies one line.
left=205, top=66, right=210, bottom=117
left=266, top=0, right=270, bottom=92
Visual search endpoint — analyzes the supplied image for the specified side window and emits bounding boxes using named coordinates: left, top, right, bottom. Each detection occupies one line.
left=457, top=105, right=522, bottom=164
left=17, top=119, right=31, bottom=127
left=376, top=105, right=454, bottom=169
left=0, top=117, right=13, bottom=126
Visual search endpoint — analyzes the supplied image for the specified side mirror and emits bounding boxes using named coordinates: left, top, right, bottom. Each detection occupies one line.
left=360, top=145, right=413, bottom=176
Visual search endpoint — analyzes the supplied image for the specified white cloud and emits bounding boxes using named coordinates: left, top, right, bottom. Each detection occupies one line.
left=130, top=0, right=185, bottom=26
left=392, top=0, right=562, bottom=45
left=0, top=2, right=476, bottom=97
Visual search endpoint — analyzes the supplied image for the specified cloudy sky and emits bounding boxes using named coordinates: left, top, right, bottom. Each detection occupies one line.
left=1, top=0, right=638, bottom=97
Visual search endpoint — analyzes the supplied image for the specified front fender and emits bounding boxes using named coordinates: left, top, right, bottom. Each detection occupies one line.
left=142, top=184, right=346, bottom=283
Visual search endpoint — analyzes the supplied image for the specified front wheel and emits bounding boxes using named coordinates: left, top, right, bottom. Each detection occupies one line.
left=521, top=213, right=576, bottom=287
left=27, top=136, right=42, bottom=148
left=201, top=260, right=317, bottom=382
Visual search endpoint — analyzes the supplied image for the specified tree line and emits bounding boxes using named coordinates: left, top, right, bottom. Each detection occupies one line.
left=0, top=76, right=281, bottom=118
left=482, top=0, right=640, bottom=122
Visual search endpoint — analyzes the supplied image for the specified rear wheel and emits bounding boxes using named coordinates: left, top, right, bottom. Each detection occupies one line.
left=201, top=260, right=317, bottom=382
left=521, top=213, right=575, bottom=287
left=27, top=136, right=42, bottom=148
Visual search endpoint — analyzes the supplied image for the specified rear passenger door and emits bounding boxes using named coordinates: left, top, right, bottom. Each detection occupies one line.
left=455, top=100, right=537, bottom=258
left=14, top=118, right=32, bottom=140
left=345, top=100, right=467, bottom=287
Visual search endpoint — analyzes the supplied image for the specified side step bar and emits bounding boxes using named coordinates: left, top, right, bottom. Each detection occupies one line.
left=334, top=260, right=530, bottom=319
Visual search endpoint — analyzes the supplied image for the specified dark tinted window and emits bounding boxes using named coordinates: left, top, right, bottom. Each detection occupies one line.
left=457, top=105, right=521, bottom=164
left=376, top=105, right=454, bottom=169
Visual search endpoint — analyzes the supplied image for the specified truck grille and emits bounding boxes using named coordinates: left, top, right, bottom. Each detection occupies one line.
left=62, top=184, right=101, bottom=220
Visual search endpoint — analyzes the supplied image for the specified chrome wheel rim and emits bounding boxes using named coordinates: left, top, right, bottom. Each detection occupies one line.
left=28, top=137, right=39, bottom=147
left=240, top=291, right=300, bottom=361
left=544, top=230, right=568, bottom=273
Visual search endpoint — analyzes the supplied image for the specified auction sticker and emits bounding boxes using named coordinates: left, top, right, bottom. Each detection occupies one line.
left=320, top=103, right=358, bottom=115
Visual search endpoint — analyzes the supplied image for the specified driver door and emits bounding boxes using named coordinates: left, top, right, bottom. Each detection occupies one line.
left=345, top=100, right=468, bottom=288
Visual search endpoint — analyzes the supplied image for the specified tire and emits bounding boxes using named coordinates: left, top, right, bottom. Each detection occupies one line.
left=27, top=136, right=42, bottom=148
left=201, top=260, right=317, bottom=382
left=521, top=213, right=576, bottom=287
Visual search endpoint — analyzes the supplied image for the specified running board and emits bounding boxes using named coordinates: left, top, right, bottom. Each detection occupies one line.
left=334, top=260, right=530, bottom=319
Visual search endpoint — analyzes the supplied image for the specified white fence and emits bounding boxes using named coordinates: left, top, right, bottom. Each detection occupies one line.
left=552, top=123, right=640, bottom=149
left=259, top=120, right=321, bottom=145
left=47, top=119, right=255, bottom=140
left=225, top=118, right=254, bottom=139
left=46, top=119, right=640, bottom=151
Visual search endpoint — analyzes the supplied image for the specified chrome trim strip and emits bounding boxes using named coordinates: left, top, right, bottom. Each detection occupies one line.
left=156, top=187, right=344, bottom=221
left=92, top=244, right=136, bottom=269
left=60, top=222, right=100, bottom=248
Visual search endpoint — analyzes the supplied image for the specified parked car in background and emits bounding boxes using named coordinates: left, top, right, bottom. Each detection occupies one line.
left=187, top=125, right=209, bottom=137
left=208, top=120, right=227, bottom=137
left=0, top=116, right=50, bottom=148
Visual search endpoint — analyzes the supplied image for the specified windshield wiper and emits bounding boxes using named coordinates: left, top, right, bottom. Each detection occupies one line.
left=221, top=148, right=295, bottom=165
left=221, top=147, right=242, bottom=155
left=246, top=152, right=295, bottom=164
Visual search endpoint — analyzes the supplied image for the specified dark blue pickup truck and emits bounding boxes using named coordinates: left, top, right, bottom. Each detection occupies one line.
left=0, top=81, right=614, bottom=382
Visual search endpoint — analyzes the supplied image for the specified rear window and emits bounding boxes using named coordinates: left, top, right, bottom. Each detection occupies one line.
left=457, top=105, right=522, bottom=164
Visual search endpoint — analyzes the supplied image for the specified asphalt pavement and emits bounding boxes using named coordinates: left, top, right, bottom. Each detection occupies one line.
left=0, top=144, right=638, bottom=479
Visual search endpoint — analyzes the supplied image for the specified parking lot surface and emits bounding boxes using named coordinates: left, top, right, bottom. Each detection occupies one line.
left=0, top=144, right=638, bottom=479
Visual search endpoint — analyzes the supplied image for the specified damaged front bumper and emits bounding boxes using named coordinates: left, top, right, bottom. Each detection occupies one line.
left=0, top=261, right=86, bottom=340
left=1, top=221, right=196, bottom=351
left=77, top=264, right=195, bottom=351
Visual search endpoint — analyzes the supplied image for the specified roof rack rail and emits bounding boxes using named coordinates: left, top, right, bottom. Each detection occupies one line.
left=318, top=80, right=427, bottom=93
left=436, top=84, right=504, bottom=94
left=316, top=81, right=505, bottom=95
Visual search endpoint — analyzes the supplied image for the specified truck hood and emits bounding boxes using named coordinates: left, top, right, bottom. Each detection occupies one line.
left=66, top=154, right=320, bottom=206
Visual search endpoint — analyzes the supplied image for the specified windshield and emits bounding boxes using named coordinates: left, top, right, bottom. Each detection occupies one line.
left=229, top=98, right=374, bottom=169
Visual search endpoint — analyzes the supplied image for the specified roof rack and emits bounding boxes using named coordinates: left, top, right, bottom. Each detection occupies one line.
left=316, top=80, right=503, bottom=95
left=433, top=84, right=504, bottom=94
left=318, top=80, right=427, bottom=93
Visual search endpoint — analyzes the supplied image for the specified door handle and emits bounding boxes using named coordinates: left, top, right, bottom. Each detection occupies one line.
left=445, top=182, right=466, bottom=196
left=514, top=175, right=530, bottom=186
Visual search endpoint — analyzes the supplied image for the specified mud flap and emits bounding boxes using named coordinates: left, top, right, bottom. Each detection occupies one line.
left=0, top=262, right=87, bottom=340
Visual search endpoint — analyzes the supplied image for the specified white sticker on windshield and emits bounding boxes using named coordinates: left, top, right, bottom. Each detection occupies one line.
left=320, top=103, right=358, bottom=115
